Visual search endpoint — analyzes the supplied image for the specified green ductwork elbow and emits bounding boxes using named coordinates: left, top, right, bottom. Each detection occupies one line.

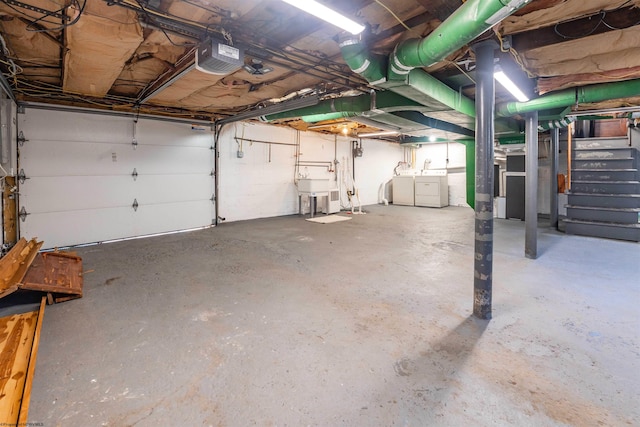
left=497, top=78, right=640, bottom=117
left=338, top=35, right=387, bottom=85
left=389, top=0, right=531, bottom=80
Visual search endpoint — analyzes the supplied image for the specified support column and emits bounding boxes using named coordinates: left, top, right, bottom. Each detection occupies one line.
left=525, top=112, right=539, bottom=258
left=549, top=128, right=559, bottom=229
left=472, top=42, right=496, bottom=320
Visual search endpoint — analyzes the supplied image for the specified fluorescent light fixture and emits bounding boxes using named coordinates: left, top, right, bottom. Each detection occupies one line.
left=357, top=130, right=399, bottom=138
left=281, top=0, right=365, bottom=35
left=494, top=68, right=529, bottom=102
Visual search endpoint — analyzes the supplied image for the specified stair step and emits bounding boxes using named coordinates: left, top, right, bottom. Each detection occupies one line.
left=572, top=169, right=638, bottom=181
left=567, top=193, right=640, bottom=208
left=573, top=158, right=635, bottom=169
left=574, top=136, right=629, bottom=150
left=565, top=219, right=640, bottom=242
left=570, top=180, right=640, bottom=194
left=573, top=146, right=632, bottom=151
left=566, top=205, right=640, bottom=223
left=573, top=148, right=635, bottom=160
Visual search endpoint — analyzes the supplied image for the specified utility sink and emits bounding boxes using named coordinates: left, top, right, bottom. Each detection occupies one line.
left=297, top=179, right=329, bottom=192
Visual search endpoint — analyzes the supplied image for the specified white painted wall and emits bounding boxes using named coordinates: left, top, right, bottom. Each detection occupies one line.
left=217, top=121, right=411, bottom=221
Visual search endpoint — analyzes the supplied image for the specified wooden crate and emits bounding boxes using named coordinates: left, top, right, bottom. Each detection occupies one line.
left=21, top=252, right=83, bottom=303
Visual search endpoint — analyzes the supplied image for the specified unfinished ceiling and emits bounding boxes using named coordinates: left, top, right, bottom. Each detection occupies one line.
left=0, top=0, right=639, bottom=134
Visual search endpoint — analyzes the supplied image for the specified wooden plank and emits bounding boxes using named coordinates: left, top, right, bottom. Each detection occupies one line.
left=2, top=176, right=17, bottom=246
left=20, top=252, right=84, bottom=297
left=0, top=239, right=28, bottom=293
left=0, top=310, right=38, bottom=424
left=17, top=297, right=46, bottom=425
left=12, top=241, right=44, bottom=288
left=0, top=238, right=44, bottom=298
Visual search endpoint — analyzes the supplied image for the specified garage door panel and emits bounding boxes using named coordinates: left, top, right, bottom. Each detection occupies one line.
left=21, top=141, right=211, bottom=177
left=21, top=207, right=137, bottom=248
left=21, top=174, right=212, bottom=213
left=23, top=110, right=133, bottom=143
left=20, top=176, right=136, bottom=212
left=21, top=201, right=213, bottom=250
left=134, top=175, right=212, bottom=204
left=18, top=108, right=215, bottom=248
left=20, top=140, right=135, bottom=177
left=130, top=145, right=212, bottom=175
left=132, top=200, right=212, bottom=236
left=136, top=120, right=212, bottom=147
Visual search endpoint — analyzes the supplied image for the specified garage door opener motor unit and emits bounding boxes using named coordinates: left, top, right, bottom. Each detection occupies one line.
left=196, top=39, right=244, bottom=75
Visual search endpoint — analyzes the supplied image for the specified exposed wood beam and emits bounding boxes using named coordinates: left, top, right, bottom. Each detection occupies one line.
left=512, top=6, right=640, bottom=51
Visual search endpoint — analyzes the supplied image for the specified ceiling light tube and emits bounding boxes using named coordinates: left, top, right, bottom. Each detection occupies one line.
left=494, top=67, right=529, bottom=102
left=357, top=130, right=399, bottom=138
left=281, top=0, right=365, bottom=35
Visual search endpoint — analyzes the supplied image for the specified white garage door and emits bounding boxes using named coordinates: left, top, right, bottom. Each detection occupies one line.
left=18, top=109, right=214, bottom=249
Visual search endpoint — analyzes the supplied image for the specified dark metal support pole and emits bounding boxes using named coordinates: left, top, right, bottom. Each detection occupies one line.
left=525, top=112, right=539, bottom=258
left=472, top=42, right=496, bottom=320
left=549, top=128, right=559, bottom=229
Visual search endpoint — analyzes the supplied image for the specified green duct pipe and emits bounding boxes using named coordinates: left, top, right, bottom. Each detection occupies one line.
left=392, top=111, right=475, bottom=137
left=301, top=112, right=359, bottom=123
left=463, top=139, right=475, bottom=209
left=261, top=91, right=422, bottom=122
left=398, top=69, right=476, bottom=118
left=389, top=0, right=531, bottom=80
left=339, top=37, right=477, bottom=120
left=497, top=79, right=640, bottom=117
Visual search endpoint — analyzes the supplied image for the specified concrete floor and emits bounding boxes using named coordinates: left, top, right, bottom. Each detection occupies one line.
left=26, top=205, right=639, bottom=426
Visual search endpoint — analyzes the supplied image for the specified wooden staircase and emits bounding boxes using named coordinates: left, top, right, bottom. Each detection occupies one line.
left=565, top=136, right=640, bottom=242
